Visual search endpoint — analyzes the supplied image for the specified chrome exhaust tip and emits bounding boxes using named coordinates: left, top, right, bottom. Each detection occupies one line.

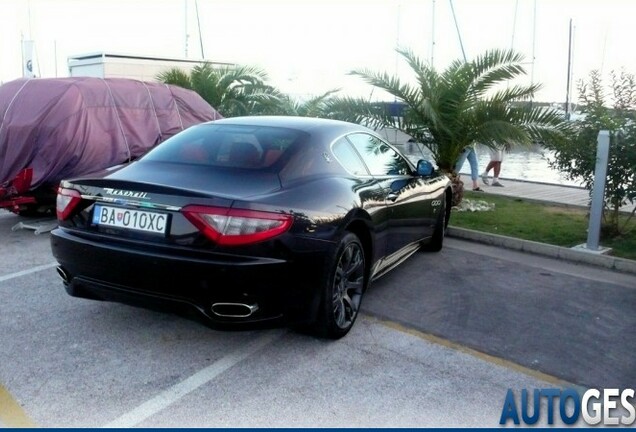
left=211, top=302, right=259, bottom=318
left=56, top=266, right=70, bottom=283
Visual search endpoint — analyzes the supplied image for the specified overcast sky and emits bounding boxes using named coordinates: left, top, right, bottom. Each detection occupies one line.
left=1, top=0, right=636, bottom=103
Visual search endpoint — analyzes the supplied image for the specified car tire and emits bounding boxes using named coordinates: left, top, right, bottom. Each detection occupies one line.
left=422, top=197, right=447, bottom=252
left=314, top=232, right=366, bottom=339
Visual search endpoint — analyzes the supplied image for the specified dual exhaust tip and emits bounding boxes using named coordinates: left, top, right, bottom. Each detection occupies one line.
left=57, top=266, right=258, bottom=319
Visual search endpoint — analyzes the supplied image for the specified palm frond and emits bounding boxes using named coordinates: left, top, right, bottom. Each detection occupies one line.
left=158, top=62, right=283, bottom=117
left=339, top=48, right=571, bottom=174
left=156, top=68, right=192, bottom=89
left=487, top=84, right=542, bottom=104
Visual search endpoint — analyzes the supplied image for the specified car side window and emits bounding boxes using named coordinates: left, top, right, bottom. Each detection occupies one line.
left=346, top=133, right=412, bottom=176
left=332, top=138, right=369, bottom=176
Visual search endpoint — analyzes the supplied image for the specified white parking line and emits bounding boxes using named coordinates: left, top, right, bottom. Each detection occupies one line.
left=0, top=263, right=57, bottom=284
left=103, top=330, right=286, bottom=428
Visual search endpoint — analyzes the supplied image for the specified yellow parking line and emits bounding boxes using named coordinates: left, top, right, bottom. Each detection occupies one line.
left=373, top=317, right=576, bottom=388
left=0, top=384, right=37, bottom=428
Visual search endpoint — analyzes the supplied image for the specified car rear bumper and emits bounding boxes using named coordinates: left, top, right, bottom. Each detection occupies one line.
left=50, top=228, right=331, bottom=325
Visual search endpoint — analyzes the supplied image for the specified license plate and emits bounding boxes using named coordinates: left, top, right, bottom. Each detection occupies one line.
left=92, top=205, right=168, bottom=235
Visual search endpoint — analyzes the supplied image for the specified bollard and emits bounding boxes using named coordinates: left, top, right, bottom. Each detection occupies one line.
left=586, top=130, right=610, bottom=251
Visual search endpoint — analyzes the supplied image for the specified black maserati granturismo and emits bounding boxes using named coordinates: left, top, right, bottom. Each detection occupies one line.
left=51, top=116, right=452, bottom=339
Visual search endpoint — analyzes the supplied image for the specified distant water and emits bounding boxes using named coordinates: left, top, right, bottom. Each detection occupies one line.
left=404, top=144, right=582, bottom=187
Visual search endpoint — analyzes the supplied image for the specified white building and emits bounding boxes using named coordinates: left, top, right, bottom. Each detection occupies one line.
left=67, top=52, right=232, bottom=82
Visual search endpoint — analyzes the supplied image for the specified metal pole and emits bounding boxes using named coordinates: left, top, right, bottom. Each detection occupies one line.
left=395, top=3, right=400, bottom=78
left=565, top=18, right=573, bottom=119
left=586, top=130, right=610, bottom=251
left=530, top=0, right=537, bottom=93
left=449, top=0, right=467, bottom=62
left=184, top=0, right=189, bottom=57
left=195, top=0, right=205, bottom=59
left=20, top=32, right=24, bottom=77
left=510, top=0, right=519, bottom=50
left=54, top=40, right=58, bottom=77
left=431, top=0, right=436, bottom=66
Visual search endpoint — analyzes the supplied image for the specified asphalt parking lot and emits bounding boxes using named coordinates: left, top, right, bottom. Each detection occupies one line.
left=1, top=210, right=634, bottom=427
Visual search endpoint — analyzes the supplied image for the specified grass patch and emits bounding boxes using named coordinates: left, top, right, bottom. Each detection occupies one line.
left=451, top=191, right=636, bottom=261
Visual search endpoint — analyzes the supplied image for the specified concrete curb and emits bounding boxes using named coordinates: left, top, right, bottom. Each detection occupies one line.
left=447, top=226, right=636, bottom=275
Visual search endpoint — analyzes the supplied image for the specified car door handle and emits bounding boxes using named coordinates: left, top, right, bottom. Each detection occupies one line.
left=386, top=193, right=399, bottom=202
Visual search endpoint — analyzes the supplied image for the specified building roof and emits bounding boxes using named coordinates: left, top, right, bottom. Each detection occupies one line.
left=68, top=52, right=233, bottom=67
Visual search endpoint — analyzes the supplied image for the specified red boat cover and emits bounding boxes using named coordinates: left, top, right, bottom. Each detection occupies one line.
left=0, top=77, right=221, bottom=189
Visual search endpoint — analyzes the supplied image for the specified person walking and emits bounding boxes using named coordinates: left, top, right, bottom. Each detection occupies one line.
left=455, top=144, right=483, bottom=191
left=481, top=145, right=506, bottom=187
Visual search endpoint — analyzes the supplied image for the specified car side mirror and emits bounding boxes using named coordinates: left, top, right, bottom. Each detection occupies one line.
left=416, top=160, right=435, bottom=177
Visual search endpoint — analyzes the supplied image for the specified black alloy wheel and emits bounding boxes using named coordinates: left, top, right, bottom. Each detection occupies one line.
left=317, top=232, right=366, bottom=339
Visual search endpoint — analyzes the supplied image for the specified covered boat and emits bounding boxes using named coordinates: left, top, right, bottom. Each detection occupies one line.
left=0, top=77, right=221, bottom=214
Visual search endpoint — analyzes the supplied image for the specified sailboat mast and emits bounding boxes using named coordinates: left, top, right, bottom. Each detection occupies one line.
left=195, top=0, right=205, bottom=59
left=530, top=0, right=537, bottom=92
left=395, top=2, right=400, bottom=77
left=449, top=0, right=467, bottom=62
left=184, top=0, right=189, bottom=57
left=510, top=0, right=519, bottom=49
left=431, top=0, right=436, bottom=66
left=565, top=18, right=573, bottom=119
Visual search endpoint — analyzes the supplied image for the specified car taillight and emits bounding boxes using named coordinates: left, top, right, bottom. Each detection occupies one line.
left=182, top=205, right=292, bottom=246
left=56, top=188, right=82, bottom=220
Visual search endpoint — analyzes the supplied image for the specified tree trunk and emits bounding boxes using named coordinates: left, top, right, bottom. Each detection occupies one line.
left=446, top=171, right=464, bottom=207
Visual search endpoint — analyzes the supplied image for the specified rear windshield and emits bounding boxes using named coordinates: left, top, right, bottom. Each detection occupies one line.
left=141, top=124, right=306, bottom=170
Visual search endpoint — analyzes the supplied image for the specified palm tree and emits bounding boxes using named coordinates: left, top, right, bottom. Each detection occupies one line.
left=326, top=48, right=571, bottom=204
left=157, top=63, right=283, bottom=117
left=275, top=89, right=342, bottom=117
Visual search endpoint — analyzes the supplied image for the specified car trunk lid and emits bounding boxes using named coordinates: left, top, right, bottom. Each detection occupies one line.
left=59, top=161, right=282, bottom=248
